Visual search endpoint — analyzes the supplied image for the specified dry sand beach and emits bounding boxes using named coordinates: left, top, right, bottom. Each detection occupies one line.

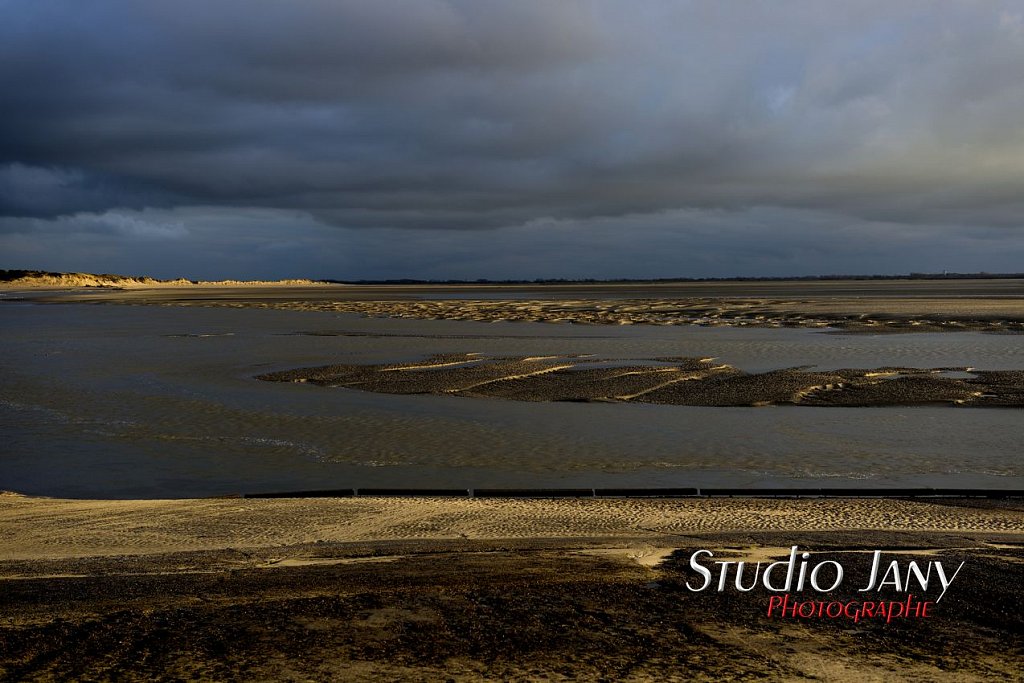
left=2, top=493, right=1024, bottom=682
left=7, top=493, right=1024, bottom=560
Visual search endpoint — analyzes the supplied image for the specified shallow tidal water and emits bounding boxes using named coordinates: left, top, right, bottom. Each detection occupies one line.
left=1, top=298, right=1022, bottom=497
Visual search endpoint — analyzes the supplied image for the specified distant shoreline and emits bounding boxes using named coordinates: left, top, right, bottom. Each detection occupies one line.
left=328, top=272, right=1024, bottom=285
left=9, top=277, right=1024, bottom=334
left=4, top=267, right=1024, bottom=289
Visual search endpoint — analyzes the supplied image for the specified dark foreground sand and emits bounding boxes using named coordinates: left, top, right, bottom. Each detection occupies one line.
left=2, top=494, right=1022, bottom=681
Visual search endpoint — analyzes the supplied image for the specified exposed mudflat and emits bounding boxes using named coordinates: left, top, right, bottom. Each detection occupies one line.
left=98, top=296, right=1024, bottom=333
left=20, top=279, right=1024, bottom=333
left=258, top=353, right=1024, bottom=407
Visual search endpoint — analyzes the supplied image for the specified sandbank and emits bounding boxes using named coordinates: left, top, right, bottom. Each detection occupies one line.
left=258, top=352, right=1024, bottom=407
left=18, top=279, right=1024, bottom=333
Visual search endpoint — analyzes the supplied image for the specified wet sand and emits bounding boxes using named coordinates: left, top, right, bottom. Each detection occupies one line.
left=17, top=279, right=1024, bottom=333
left=2, top=494, right=1023, bottom=681
left=200, top=296, right=1024, bottom=333
left=258, top=353, right=1024, bottom=407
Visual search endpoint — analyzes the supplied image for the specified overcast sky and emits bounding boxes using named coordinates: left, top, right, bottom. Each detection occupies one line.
left=2, top=0, right=1024, bottom=280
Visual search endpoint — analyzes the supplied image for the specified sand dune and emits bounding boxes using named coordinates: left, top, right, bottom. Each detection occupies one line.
left=0, top=269, right=327, bottom=289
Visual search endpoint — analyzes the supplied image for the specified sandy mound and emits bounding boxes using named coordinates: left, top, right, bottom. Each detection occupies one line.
left=0, top=269, right=325, bottom=289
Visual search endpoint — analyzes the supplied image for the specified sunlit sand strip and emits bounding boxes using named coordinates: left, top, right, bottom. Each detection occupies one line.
left=448, top=363, right=577, bottom=392
left=613, top=371, right=706, bottom=400
left=791, top=384, right=835, bottom=402
left=606, top=368, right=680, bottom=378
left=380, top=358, right=485, bottom=372
left=3, top=493, right=1023, bottom=561
left=614, top=366, right=734, bottom=400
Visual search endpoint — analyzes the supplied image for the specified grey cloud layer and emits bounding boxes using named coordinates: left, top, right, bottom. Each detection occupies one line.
left=2, top=1, right=1024, bottom=277
left=5, top=206, right=1023, bottom=281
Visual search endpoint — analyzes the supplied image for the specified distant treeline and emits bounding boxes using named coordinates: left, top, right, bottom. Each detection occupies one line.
left=326, top=272, right=1024, bottom=285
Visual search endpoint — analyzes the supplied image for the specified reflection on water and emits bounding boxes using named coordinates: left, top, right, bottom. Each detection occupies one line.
left=1, top=301, right=1022, bottom=497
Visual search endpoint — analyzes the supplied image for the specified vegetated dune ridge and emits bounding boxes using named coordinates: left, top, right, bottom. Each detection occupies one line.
left=0, top=269, right=326, bottom=289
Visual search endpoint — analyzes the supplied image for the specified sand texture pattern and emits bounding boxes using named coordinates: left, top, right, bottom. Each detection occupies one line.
left=130, top=296, right=1024, bottom=332
left=258, top=353, right=1024, bottom=407
left=18, top=279, right=1024, bottom=333
left=2, top=494, right=1023, bottom=681
left=4, top=493, right=1024, bottom=561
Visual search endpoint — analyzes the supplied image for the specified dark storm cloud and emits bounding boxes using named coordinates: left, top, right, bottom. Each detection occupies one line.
left=2, top=1, right=1024, bottom=277
left=6, top=206, right=1024, bottom=281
